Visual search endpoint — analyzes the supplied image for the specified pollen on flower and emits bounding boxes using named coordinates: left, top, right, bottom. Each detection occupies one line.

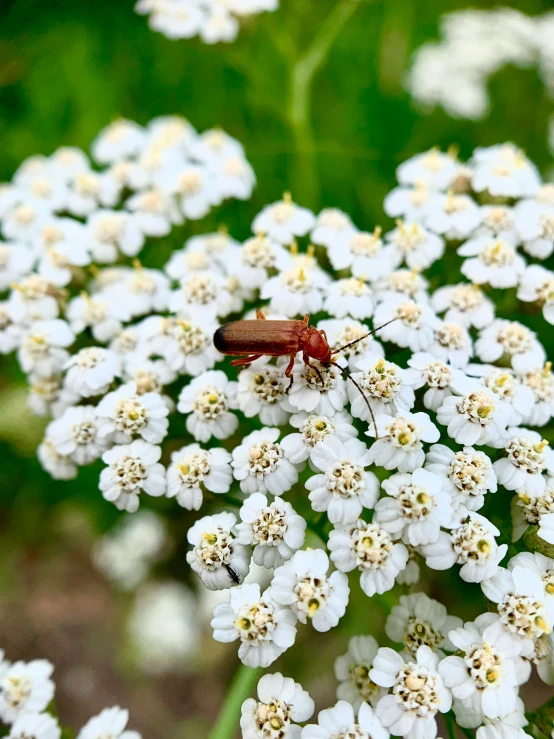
left=393, top=664, right=440, bottom=715
left=300, top=415, right=337, bottom=446
left=451, top=519, right=496, bottom=563
left=326, top=460, right=365, bottom=498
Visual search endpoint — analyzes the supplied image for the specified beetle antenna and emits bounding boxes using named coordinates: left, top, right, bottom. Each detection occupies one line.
left=332, top=318, right=398, bottom=356
left=329, top=360, right=378, bottom=439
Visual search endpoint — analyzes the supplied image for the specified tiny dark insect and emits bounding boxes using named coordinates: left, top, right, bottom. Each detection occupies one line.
left=213, top=311, right=396, bottom=438
left=224, top=564, right=241, bottom=585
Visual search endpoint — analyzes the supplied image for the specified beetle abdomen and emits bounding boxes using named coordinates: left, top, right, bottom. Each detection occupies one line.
left=214, top=320, right=306, bottom=356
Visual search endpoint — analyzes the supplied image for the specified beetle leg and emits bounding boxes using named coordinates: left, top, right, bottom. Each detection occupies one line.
left=230, top=354, right=263, bottom=366
left=284, top=353, right=296, bottom=394
left=303, top=352, right=324, bottom=385
left=255, top=309, right=266, bottom=320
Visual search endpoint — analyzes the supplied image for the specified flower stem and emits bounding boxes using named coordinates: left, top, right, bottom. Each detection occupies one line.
left=289, top=0, right=361, bottom=209
left=208, top=663, right=260, bottom=739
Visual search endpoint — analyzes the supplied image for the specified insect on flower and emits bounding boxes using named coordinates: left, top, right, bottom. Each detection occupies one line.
left=214, top=310, right=395, bottom=436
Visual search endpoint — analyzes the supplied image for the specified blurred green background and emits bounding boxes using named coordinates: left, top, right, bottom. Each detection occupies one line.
left=1, top=0, right=554, bottom=737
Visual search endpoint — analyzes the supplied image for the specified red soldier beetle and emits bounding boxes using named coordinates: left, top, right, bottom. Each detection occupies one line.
left=213, top=311, right=396, bottom=437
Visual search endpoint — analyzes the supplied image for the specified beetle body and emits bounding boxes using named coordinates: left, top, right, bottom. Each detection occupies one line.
left=213, top=311, right=331, bottom=379
left=214, top=311, right=395, bottom=436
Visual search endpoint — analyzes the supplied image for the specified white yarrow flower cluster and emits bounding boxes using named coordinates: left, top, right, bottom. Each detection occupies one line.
left=4, top=141, right=554, bottom=737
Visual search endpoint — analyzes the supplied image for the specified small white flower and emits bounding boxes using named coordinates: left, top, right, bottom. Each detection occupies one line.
left=375, top=469, right=454, bottom=546
left=262, top=265, right=328, bottom=317
left=459, top=236, right=526, bottom=289
left=397, top=149, right=459, bottom=190
left=177, top=370, right=238, bottom=442
left=64, top=347, right=120, bottom=398
left=366, top=411, right=440, bottom=473
left=426, top=191, right=482, bottom=239
left=37, top=437, right=77, bottom=480
left=87, top=209, right=144, bottom=262
left=324, top=277, right=374, bottom=320
left=371, top=645, right=452, bottom=739
left=518, top=264, right=554, bottom=326
left=169, top=272, right=233, bottom=319
left=437, top=382, right=507, bottom=446
left=515, top=198, right=554, bottom=259
left=311, top=207, right=355, bottom=248
left=186, top=512, right=250, bottom=590
left=422, top=513, right=508, bottom=583
left=374, top=268, right=429, bottom=305
left=467, top=364, right=536, bottom=427
left=386, top=592, right=462, bottom=657
left=301, top=700, right=388, bottom=739
left=0, top=659, right=55, bottom=724
left=481, top=565, right=554, bottom=655
left=125, top=187, right=182, bottom=237
left=91, top=118, right=146, bottom=164
left=472, top=144, right=541, bottom=198
left=8, top=275, right=60, bottom=324
left=306, top=436, right=379, bottom=525
left=508, top=552, right=554, bottom=603
left=17, top=319, right=74, bottom=378
left=519, top=362, right=554, bottom=427
left=77, top=706, right=141, bottom=739
left=286, top=359, right=347, bottom=417
left=477, top=205, right=518, bottom=243
left=329, top=226, right=400, bottom=282
left=236, top=493, right=306, bottom=569
left=432, top=283, right=495, bottom=330
left=280, top=411, right=357, bottom=466
left=0, top=243, right=35, bottom=291
left=252, top=194, right=315, bottom=244
left=384, top=182, right=433, bottom=223
left=475, top=320, right=546, bottom=374
left=232, top=427, right=299, bottom=496
left=405, top=353, right=459, bottom=411
left=493, top=429, right=554, bottom=498
left=8, top=712, right=61, bottom=739
left=166, top=443, right=232, bottom=510
left=440, top=617, right=527, bottom=719
left=47, top=405, right=108, bottom=465
left=211, top=582, right=297, bottom=668
left=349, top=356, right=415, bottom=421
left=385, top=220, right=445, bottom=270
left=329, top=518, right=409, bottom=597
left=228, top=233, right=292, bottom=290
left=66, top=292, right=131, bottom=343
left=97, top=381, right=169, bottom=444
left=99, top=440, right=165, bottom=512
left=143, top=314, right=220, bottom=376
left=237, top=360, right=290, bottom=426
left=241, top=672, right=314, bottom=739
left=334, top=636, right=386, bottom=710
left=373, top=296, right=438, bottom=352
left=427, top=321, right=472, bottom=368
left=270, top=549, right=349, bottom=632
left=425, top=444, right=497, bottom=514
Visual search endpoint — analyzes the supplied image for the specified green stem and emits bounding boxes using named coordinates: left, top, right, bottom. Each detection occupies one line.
left=208, top=663, right=260, bottom=739
left=444, top=713, right=457, bottom=739
left=289, top=0, right=361, bottom=208
left=522, top=524, right=554, bottom=558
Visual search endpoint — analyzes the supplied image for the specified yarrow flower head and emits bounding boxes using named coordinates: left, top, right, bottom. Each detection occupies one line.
left=4, top=137, right=554, bottom=739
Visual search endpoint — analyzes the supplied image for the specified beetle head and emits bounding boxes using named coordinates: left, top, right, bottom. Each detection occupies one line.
left=305, top=327, right=332, bottom=363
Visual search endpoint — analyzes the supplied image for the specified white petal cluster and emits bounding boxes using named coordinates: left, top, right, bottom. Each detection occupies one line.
left=135, top=0, right=279, bottom=45
left=0, top=649, right=140, bottom=738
